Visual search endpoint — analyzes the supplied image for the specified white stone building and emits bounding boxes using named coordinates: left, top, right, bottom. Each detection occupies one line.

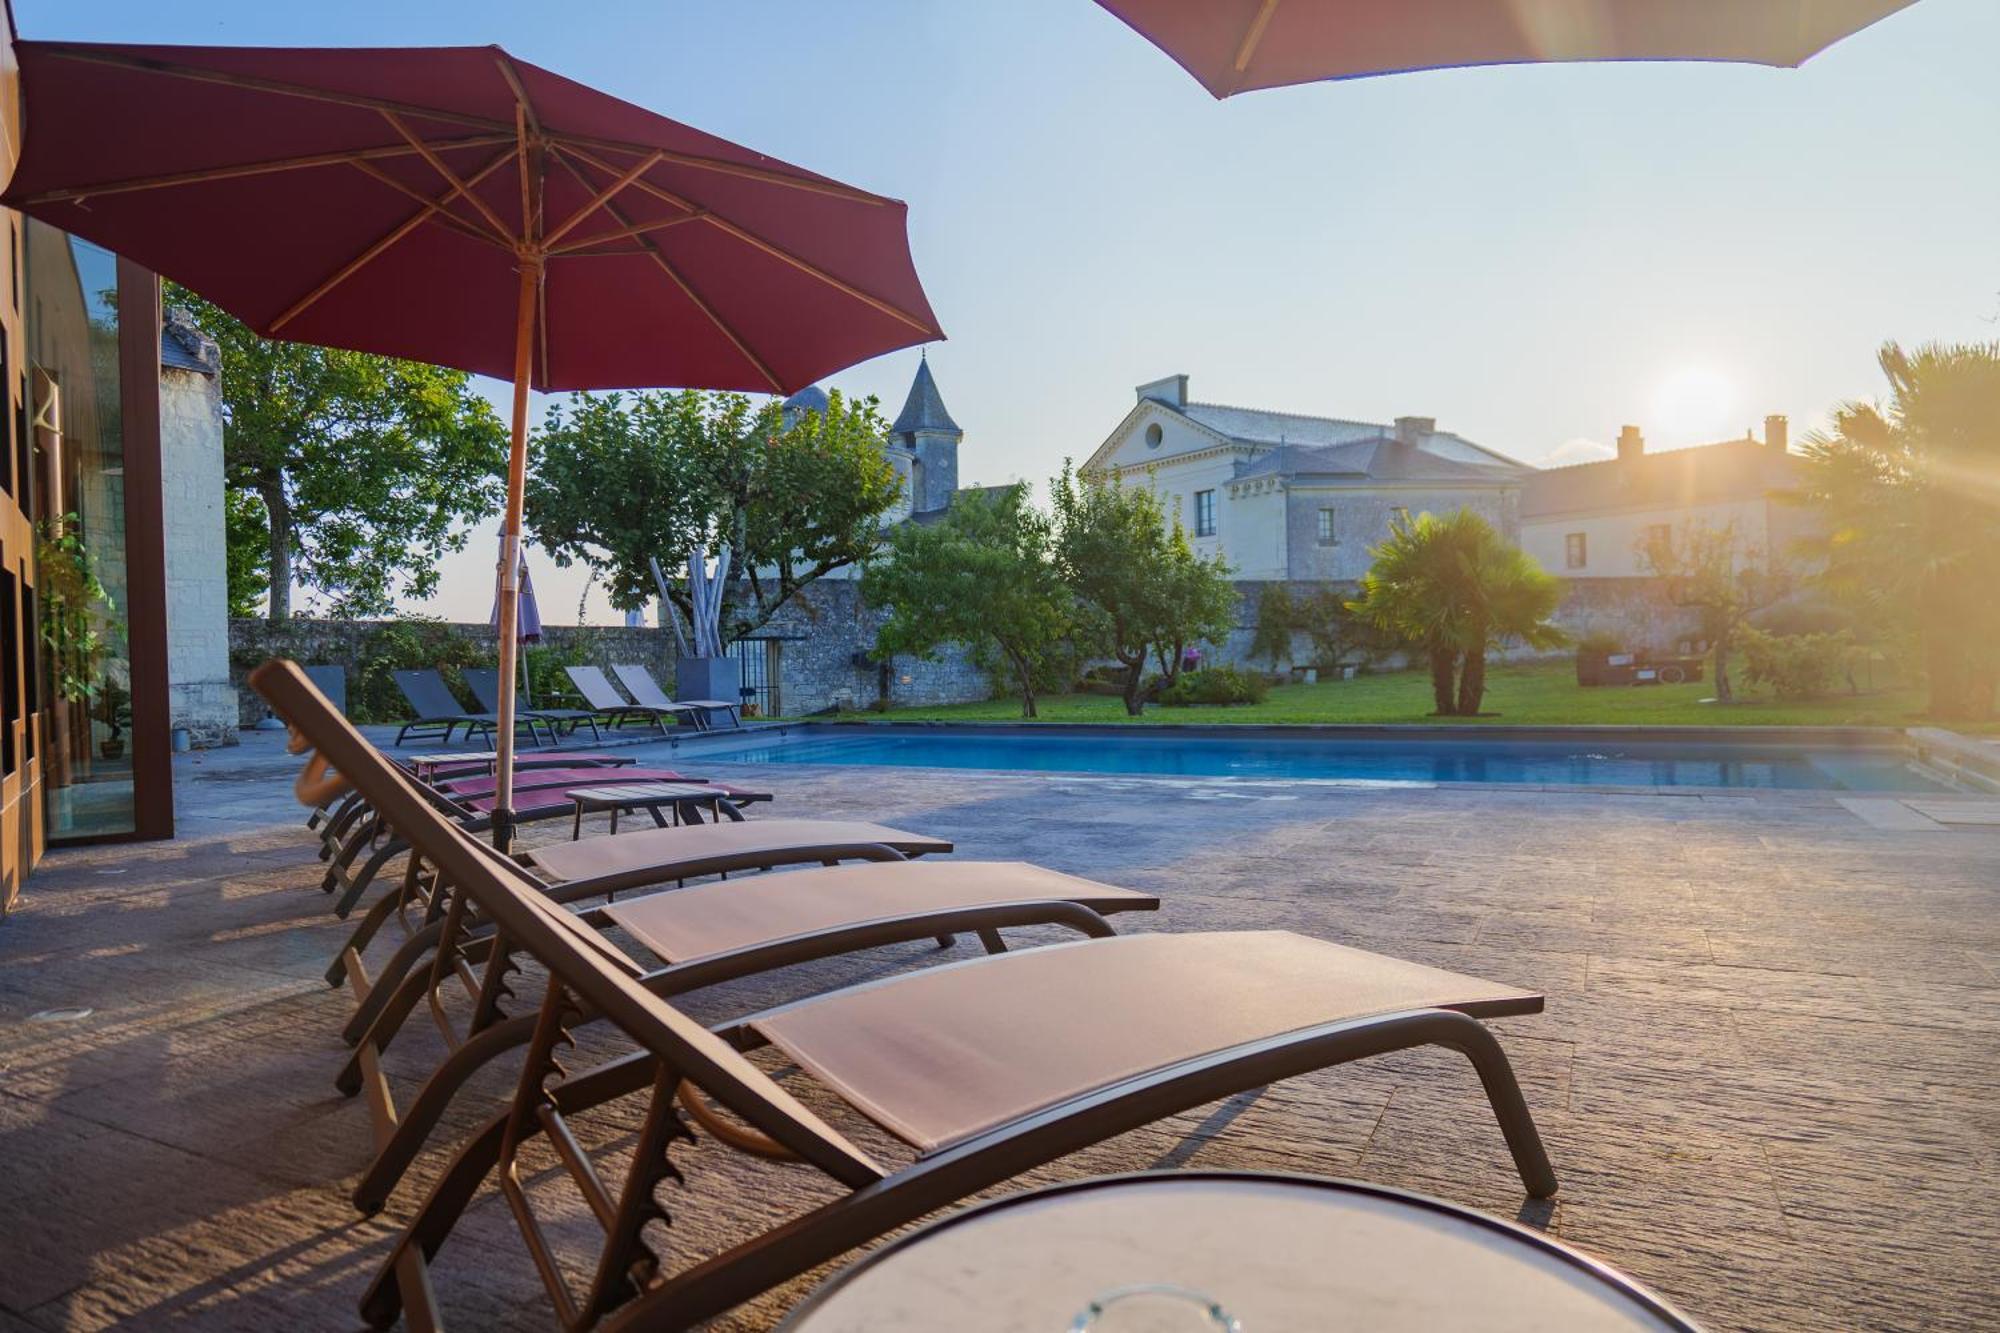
left=1081, top=374, right=1531, bottom=578
left=158, top=310, right=235, bottom=746
left=1519, top=417, right=1814, bottom=579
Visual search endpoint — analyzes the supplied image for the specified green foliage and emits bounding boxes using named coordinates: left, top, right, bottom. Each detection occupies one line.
left=1249, top=585, right=1295, bottom=670
left=223, top=490, right=272, bottom=619
left=1802, top=341, right=2000, bottom=719
left=1051, top=463, right=1236, bottom=716
left=1636, top=519, right=1788, bottom=703
left=347, top=619, right=488, bottom=724
left=1158, top=665, right=1271, bottom=707
left=527, top=388, right=901, bottom=642
left=1349, top=508, right=1565, bottom=716
left=35, top=515, right=114, bottom=702
left=520, top=639, right=594, bottom=709
left=1740, top=627, right=1857, bottom=700
left=862, top=484, right=1070, bottom=718
left=168, top=287, right=509, bottom=621
left=1295, top=585, right=1390, bottom=672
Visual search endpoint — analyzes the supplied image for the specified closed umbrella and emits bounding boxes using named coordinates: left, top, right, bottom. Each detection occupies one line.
left=491, top=553, right=542, bottom=704
left=1095, top=0, right=1920, bottom=97
left=4, top=41, right=942, bottom=846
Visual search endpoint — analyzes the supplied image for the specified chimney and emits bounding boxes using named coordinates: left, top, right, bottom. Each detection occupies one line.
left=1765, top=414, right=1789, bottom=453
left=1135, top=374, right=1188, bottom=409
left=1393, top=416, right=1435, bottom=446
left=1616, top=424, right=1644, bottom=464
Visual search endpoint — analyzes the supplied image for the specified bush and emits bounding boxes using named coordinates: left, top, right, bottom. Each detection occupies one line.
left=348, top=618, right=489, bottom=723
left=1740, top=627, right=1855, bottom=700
left=1158, top=665, right=1270, bottom=707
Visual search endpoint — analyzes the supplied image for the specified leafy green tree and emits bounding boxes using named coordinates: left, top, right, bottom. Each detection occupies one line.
left=1349, top=509, right=1565, bottom=716
left=527, top=388, right=900, bottom=644
left=862, top=485, right=1070, bottom=717
left=1802, top=341, right=2000, bottom=719
left=1249, top=583, right=1296, bottom=672
left=167, top=289, right=510, bottom=622
left=1051, top=465, right=1236, bottom=716
left=1636, top=519, right=1787, bottom=703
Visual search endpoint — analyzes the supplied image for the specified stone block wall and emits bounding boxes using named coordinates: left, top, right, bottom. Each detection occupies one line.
left=757, top=580, right=990, bottom=714
left=159, top=335, right=237, bottom=748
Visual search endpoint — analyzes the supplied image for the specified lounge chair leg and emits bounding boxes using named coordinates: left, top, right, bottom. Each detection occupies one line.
left=338, top=918, right=449, bottom=1035
left=977, top=928, right=1007, bottom=954
left=1440, top=1020, right=1559, bottom=1199
left=334, top=838, right=407, bottom=919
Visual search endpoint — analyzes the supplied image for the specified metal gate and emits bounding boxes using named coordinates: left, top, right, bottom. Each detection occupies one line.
left=726, top=637, right=780, bottom=718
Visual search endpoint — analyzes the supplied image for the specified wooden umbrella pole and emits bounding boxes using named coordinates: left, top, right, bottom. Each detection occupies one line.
left=492, top=253, right=542, bottom=851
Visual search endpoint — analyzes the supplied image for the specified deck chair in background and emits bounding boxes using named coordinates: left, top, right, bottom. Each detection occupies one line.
left=391, top=669, right=547, bottom=748
left=566, top=664, right=699, bottom=733
left=254, top=659, right=1558, bottom=1333
left=462, top=667, right=603, bottom=745
left=613, top=662, right=742, bottom=731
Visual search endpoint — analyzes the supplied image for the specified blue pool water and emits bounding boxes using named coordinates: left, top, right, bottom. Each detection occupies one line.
left=719, top=728, right=1949, bottom=792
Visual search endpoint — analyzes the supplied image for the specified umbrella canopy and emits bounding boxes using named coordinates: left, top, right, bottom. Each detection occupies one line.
left=1095, top=0, right=1921, bottom=98
left=3, top=40, right=941, bottom=845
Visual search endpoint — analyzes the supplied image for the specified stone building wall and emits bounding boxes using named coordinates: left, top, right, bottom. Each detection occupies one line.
left=756, top=580, right=990, bottom=715
left=158, top=325, right=237, bottom=747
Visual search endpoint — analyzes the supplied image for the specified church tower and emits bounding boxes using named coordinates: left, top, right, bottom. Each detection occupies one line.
left=887, top=354, right=960, bottom=516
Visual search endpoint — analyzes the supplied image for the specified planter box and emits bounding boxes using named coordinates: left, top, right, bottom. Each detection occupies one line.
left=676, top=655, right=741, bottom=704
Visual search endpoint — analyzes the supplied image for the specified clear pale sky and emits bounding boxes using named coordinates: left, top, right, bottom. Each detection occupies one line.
left=20, top=0, right=1998, bottom=624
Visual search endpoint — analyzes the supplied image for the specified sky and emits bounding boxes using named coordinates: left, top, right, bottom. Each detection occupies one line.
left=19, top=0, right=2000, bottom=624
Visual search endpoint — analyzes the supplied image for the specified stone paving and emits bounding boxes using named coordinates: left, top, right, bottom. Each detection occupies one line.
left=1, top=730, right=1997, bottom=1330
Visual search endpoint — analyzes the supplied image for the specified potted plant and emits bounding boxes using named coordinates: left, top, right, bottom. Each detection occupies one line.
left=96, top=679, right=132, bottom=760
left=35, top=515, right=114, bottom=783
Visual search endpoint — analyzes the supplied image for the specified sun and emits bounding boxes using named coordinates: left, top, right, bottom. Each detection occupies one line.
left=1649, top=365, right=1739, bottom=443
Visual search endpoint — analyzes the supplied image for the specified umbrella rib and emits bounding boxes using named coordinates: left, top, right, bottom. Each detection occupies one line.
left=382, top=111, right=519, bottom=245
left=15, top=133, right=518, bottom=206
left=547, top=212, right=706, bottom=256
left=36, top=44, right=512, bottom=133
left=541, top=151, right=666, bottom=249
left=345, top=158, right=514, bottom=250
left=269, top=146, right=517, bottom=332
left=550, top=149, right=784, bottom=393
left=544, top=131, right=889, bottom=205
left=561, top=142, right=937, bottom=336
left=1234, top=0, right=1282, bottom=75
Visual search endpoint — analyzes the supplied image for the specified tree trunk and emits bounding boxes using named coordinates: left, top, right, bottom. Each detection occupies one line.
left=1457, top=645, right=1487, bottom=716
left=1120, top=655, right=1147, bottom=717
left=262, top=484, right=292, bottom=622
left=1003, top=645, right=1037, bottom=718
left=1428, top=646, right=1458, bottom=716
left=1712, top=633, right=1733, bottom=703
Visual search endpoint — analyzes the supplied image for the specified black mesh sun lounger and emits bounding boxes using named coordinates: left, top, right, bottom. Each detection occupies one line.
left=461, top=667, right=603, bottom=744
left=391, top=668, right=547, bottom=748
left=254, top=658, right=1557, bottom=1333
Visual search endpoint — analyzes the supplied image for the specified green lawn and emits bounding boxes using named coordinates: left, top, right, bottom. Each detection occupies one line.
left=860, top=660, right=1986, bottom=730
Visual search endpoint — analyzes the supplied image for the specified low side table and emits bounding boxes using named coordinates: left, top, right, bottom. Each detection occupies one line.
left=564, top=782, right=738, bottom=839
left=781, top=1171, right=1699, bottom=1332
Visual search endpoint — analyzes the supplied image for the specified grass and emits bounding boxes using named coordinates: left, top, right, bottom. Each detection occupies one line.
left=861, top=659, right=1993, bottom=731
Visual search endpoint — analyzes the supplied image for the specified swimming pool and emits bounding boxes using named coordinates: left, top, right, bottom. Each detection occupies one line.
left=714, top=726, right=1951, bottom=792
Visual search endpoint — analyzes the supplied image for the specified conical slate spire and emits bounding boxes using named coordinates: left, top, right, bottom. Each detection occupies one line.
left=890, top=355, right=960, bottom=436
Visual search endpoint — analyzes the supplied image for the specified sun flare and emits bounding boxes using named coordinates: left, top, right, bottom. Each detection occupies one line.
left=1649, top=365, right=1740, bottom=443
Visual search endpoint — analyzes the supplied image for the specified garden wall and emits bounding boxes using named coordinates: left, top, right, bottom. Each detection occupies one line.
left=756, top=580, right=990, bottom=715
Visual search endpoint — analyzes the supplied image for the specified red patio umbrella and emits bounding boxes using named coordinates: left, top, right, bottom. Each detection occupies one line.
left=2, top=40, right=942, bottom=844
left=1095, top=0, right=1921, bottom=98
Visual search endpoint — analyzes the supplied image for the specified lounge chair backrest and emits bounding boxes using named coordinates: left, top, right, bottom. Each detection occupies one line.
left=302, top=664, right=347, bottom=714
left=565, top=664, right=629, bottom=711
left=252, top=657, right=879, bottom=1185
left=393, top=668, right=471, bottom=721
left=460, top=667, right=513, bottom=714
left=612, top=662, right=674, bottom=710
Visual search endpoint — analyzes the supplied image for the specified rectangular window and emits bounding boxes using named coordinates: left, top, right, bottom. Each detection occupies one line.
left=1565, top=532, right=1588, bottom=569
left=1316, top=507, right=1336, bottom=546
left=1193, top=489, right=1216, bottom=537
left=1646, top=523, right=1672, bottom=553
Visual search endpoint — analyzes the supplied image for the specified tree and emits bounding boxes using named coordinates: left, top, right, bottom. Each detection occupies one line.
left=1348, top=509, right=1565, bottom=716
left=862, top=485, right=1070, bottom=717
left=1637, top=520, right=1787, bottom=703
left=527, top=389, right=901, bottom=646
left=168, top=289, right=510, bottom=621
left=1249, top=584, right=1296, bottom=673
left=1802, top=341, right=2000, bottom=719
left=1050, top=464, right=1235, bottom=716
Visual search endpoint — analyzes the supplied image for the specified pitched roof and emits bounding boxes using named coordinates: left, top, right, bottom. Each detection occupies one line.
left=160, top=311, right=217, bottom=375
left=1181, top=401, right=1384, bottom=448
left=1522, top=438, right=1804, bottom=518
left=781, top=384, right=829, bottom=415
left=890, top=357, right=959, bottom=436
left=1233, top=438, right=1522, bottom=486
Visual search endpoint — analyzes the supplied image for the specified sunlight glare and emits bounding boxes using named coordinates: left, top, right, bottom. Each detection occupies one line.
left=1649, top=365, right=1740, bottom=443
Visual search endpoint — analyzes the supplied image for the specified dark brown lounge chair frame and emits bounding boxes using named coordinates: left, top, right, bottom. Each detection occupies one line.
left=255, top=660, right=1557, bottom=1333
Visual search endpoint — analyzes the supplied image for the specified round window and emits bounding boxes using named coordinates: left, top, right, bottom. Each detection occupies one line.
left=1145, top=423, right=1164, bottom=448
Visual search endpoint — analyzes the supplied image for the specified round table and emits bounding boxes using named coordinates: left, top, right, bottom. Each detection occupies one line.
left=780, top=1172, right=1699, bottom=1332
left=563, top=782, right=738, bottom=838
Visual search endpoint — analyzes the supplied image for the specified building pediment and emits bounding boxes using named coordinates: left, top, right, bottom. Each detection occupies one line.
left=1082, top=400, right=1251, bottom=477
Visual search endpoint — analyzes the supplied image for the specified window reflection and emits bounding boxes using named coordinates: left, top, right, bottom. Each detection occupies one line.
left=27, top=222, right=134, bottom=838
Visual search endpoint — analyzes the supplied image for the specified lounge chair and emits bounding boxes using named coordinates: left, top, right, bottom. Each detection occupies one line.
left=566, top=663, right=702, bottom=733
left=253, top=659, right=1557, bottom=1333
left=461, top=667, right=603, bottom=745
left=391, top=668, right=547, bottom=748
left=614, top=661, right=742, bottom=731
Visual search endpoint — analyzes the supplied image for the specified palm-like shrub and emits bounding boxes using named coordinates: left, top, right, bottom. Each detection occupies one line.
left=1348, top=509, right=1565, bottom=716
